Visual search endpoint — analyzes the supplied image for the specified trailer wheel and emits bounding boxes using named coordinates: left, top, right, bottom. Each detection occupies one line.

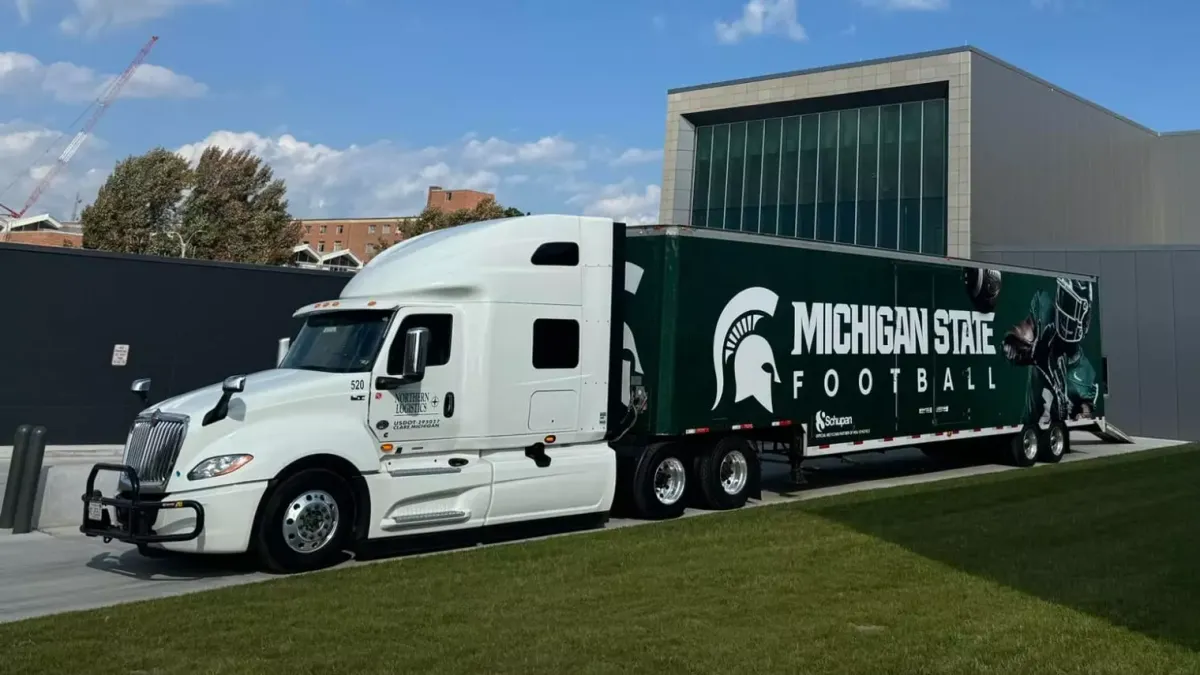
left=1006, top=425, right=1040, bottom=468
left=253, top=468, right=353, bottom=574
left=693, top=435, right=757, bottom=510
left=1038, top=421, right=1069, bottom=464
left=630, top=443, right=689, bottom=520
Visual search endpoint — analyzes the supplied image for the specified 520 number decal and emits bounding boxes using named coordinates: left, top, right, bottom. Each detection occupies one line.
left=350, top=379, right=366, bottom=391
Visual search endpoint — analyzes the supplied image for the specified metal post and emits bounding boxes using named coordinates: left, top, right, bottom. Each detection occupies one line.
left=276, top=337, right=291, bottom=367
left=11, top=425, right=47, bottom=534
left=0, top=425, right=32, bottom=529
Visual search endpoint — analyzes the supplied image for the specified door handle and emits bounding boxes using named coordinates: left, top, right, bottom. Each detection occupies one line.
left=444, top=392, right=455, bottom=418
left=448, top=457, right=469, bottom=467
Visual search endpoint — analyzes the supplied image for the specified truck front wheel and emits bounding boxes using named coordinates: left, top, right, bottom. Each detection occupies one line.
left=253, top=468, right=353, bottom=574
left=693, top=435, right=756, bottom=510
left=630, top=443, right=689, bottom=520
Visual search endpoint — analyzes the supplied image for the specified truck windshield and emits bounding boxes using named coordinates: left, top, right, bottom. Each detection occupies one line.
left=280, top=309, right=392, bottom=373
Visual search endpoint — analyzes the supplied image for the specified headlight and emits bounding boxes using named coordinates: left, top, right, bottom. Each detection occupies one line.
left=188, top=454, right=253, bottom=480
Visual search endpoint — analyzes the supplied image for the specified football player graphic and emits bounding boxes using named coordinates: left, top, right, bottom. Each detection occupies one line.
left=1002, top=277, right=1101, bottom=428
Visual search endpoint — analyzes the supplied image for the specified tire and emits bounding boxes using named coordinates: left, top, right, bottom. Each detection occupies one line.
left=630, top=443, right=690, bottom=520
left=693, top=435, right=756, bottom=511
left=1038, top=421, right=1069, bottom=464
left=253, top=468, right=353, bottom=574
left=1006, top=425, right=1040, bottom=468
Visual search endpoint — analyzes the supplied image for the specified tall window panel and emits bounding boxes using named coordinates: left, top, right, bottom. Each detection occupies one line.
left=835, top=109, right=858, bottom=245
left=856, top=106, right=880, bottom=248
left=815, top=111, right=839, bottom=242
left=691, top=126, right=713, bottom=228
left=898, top=102, right=923, bottom=253
left=742, top=120, right=764, bottom=232
left=798, top=114, right=819, bottom=239
left=690, top=95, right=947, bottom=253
left=877, top=105, right=901, bottom=250
left=708, top=124, right=729, bottom=229
left=921, top=99, right=947, bottom=256
left=725, top=122, right=746, bottom=230
left=778, top=117, right=801, bottom=238
left=761, top=118, right=782, bottom=235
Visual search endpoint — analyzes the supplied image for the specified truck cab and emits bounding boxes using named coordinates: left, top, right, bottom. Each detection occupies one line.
left=81, top=215, right=625, bottom=573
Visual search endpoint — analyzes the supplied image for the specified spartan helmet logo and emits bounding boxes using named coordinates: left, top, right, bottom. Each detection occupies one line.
left=711, top=287, right=780, bottom=413
left=1054, top=277, right=1092, bottom=343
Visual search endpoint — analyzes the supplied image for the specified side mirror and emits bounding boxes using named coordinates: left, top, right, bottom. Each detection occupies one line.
left=402, top=326, right=430, bottom=380
left=131, top=378, right=151, bottom=405
left=276, top=337, right=291, bottom=367
left=223, top=375, right=247, bottom=393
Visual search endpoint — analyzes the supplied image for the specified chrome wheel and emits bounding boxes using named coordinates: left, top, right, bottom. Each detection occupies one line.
left=1022, top=428, right=1039, bottom=461
left=1049, top=425, right=1066, bottom=458
left=719, top=450, right=749, bottom=496
left=653, top=457, right=687, bottom=505
left=282, top=489, right=340, bottom=554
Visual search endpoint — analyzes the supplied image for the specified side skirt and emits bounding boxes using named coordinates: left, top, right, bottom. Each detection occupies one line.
left=353, top=510, right=611, bottom=562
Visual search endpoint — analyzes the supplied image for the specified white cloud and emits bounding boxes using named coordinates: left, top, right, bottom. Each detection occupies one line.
left=175, top=129, right=595, bottom=218
left=610, top=147, right=663, bottom=167
left=50, top=0, right=226, bottom=36
left=715, top=0, right=807, bottom=45
left=0, top=120, right=106, bottom=219
left=2, top=116, right=654, bottom=224
left=0, top=51, right=207, bottom=103
left=462, top=135, right=579, bottom=169
left=568, top=179, right=661, bottom=225
left=858, top=0, right=949, bottom=10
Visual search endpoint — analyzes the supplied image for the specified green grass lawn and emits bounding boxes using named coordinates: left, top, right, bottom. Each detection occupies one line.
left=5, top=444, right=1200, bottom=675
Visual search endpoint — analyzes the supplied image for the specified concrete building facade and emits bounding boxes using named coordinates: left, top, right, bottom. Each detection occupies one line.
left=660, top=46, right=1200, bottom=259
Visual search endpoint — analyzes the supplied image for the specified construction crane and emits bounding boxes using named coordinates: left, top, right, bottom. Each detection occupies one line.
left=0, top=35, right=159, bottom=225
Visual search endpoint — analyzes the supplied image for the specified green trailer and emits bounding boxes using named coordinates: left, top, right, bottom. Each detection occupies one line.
left=612, top=224, right=1121, bottom=515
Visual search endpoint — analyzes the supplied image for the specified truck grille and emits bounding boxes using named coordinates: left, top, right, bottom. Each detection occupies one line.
left=120, top=412, right=189, bottom=489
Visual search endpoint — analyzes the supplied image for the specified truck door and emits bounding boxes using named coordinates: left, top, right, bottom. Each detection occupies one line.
left=367, top=307, right=464, bottom=448
left=365, top=306, right=492, bottom=535
left=894, top=262, right=936, bottom=436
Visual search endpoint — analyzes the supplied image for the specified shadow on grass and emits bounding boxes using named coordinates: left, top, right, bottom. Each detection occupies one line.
left=804, top=442, right=1200, bottom=652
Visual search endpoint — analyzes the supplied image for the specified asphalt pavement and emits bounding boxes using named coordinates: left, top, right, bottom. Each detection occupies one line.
left=0, top=432, right=1185, bottom=624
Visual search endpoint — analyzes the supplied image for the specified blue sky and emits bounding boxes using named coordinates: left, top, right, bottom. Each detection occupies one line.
left=1, top=0, right=1197, bottom=223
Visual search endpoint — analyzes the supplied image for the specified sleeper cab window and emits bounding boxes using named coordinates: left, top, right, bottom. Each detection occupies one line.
left=387, top=313, right=453, bottom=374
left=532, top=318, right=580, bottom=369
left=531, top=242, right=579, bottom=266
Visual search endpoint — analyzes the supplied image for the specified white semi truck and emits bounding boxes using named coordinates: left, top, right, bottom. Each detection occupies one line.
left=81, top=214, right=1121, bottom=573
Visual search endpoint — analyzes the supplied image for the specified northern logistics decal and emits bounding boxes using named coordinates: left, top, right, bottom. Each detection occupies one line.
left=392, top=392, right=442, bottom=430
left=711, top=266, right=1006, bottom=440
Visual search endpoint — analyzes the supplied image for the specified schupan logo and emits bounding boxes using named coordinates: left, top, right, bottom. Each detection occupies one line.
left=711, top=291, right=1001, bottom=414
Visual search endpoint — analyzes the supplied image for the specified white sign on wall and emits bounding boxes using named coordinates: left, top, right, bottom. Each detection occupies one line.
left=111, top=344, right=129, bottom=367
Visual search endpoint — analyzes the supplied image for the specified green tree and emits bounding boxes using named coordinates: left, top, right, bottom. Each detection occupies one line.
left=181, top=147, right=302, bottom=265
left=81, top=146, right=301, bottom=265
left=80, top=148, right=191, bottom=256
left=376, top=196, right=527, bottom=252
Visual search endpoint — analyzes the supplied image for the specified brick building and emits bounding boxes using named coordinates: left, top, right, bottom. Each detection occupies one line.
left=295, top=185, right=497, bottom=264
left=0, top=214, right=82, bottom=248
left=427, top=185, right=493, bottom=213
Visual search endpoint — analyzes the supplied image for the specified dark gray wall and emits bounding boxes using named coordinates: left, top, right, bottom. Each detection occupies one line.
left=1156, top=131, right=1200, bottom=243
left=969, top=53, right=1161, bottom=249
left=0, top=243, right=353, bottom=444
left=975, top=245, right=1200, bottom=441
